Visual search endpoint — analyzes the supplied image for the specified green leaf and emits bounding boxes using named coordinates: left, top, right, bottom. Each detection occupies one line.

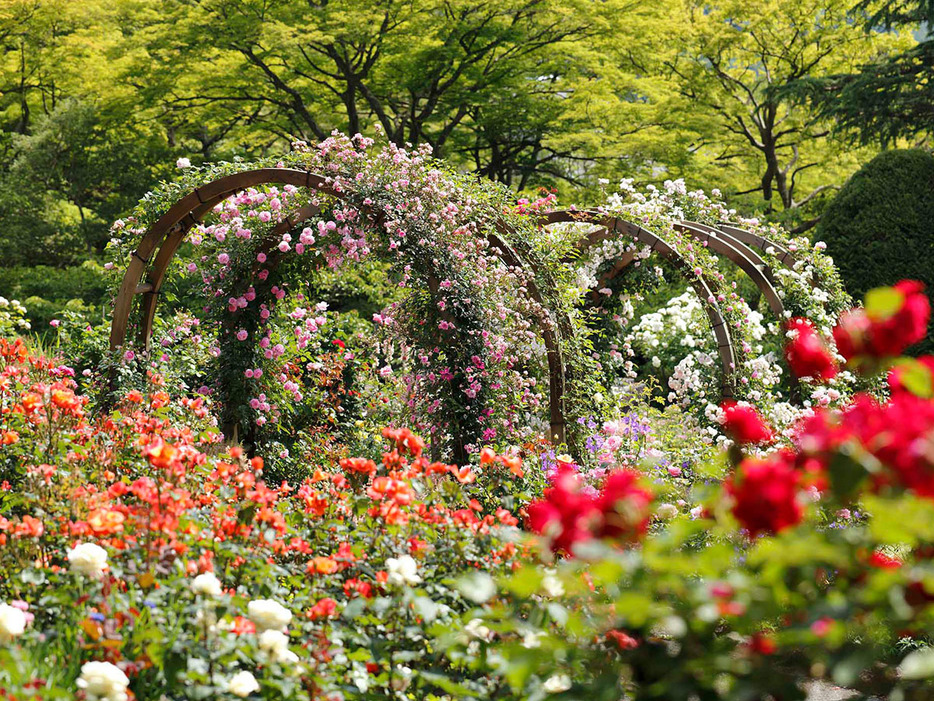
left=827, top=448, right=875, bottom=501
left=865, top=286, right=904, bottom=321
left=892, top=358, right=934, bottom=398
left=502, top=566, right=543, bottom=598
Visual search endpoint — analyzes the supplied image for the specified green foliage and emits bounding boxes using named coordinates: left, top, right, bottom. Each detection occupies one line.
left=0, top=261, right=111, bottom=331
left=817, top=149, right=934, bottom=352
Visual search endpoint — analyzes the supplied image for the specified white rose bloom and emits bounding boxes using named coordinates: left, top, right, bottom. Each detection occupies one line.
left=541, top=569, right=564, bottom=598
left=258, top=629, right=299, bottom=664
left=385, top=555, right=421, bottom=587
left=226, top=670, right=259, bottom=697
left=0, top=603, right=27, bottom=643
left=464, top=618, right=493, bottom=641
left=191, top=572, right=223, bottom=597
left=76, top=661, right=130, bottom=701
left=67, top=543, right=108, bottom=578
left=176, top=157, right=191, bottom=169
left=522, top=630, right=544, bottom=649
left=543, top=673, right=572, bottom=693
left=247, top=599, right=292, bottom=632
left=656, top=503, right=679, bottom=520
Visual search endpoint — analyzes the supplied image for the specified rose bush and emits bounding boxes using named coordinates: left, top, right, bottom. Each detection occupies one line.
left=2, top=282, right=934, bottom=700
left=440, top=282, right=934, bottom=701
left=0, top=338, right=532, bottom=699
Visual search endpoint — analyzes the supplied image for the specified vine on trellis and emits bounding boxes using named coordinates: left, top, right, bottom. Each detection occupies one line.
left=104, top=135, right=861, bottom=469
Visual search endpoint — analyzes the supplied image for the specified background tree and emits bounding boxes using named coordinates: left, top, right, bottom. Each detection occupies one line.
left=624, top=0, right=913, bottom=228
left=121, top=0, right=644, bottom=189
left=794, top=0, right=931, bottom=146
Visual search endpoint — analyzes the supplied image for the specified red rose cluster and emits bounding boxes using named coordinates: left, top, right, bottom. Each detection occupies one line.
left=527, top=467, right=653, bottom=554
left=725, top=452, right=803, bottom=538
left=833, top=280, right=929, bottom=362
left=797, top=387, right=934, bottom=499
left=784, top=318, right=837, bottom=381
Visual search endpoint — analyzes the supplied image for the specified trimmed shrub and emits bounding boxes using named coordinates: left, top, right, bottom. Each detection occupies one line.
left=817, top=149, right=934, bottom=353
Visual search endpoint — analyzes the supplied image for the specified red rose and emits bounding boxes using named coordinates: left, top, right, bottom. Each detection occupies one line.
left=867, top=281, right=929, bottom=357
left=527, top=467, right=653, bottom=554
left=867, top=550, right=902, bottom=569
left=748, top=632, right=777, bottom=655
left=527, top=468, right=600, bottom=554
left=833, top=281, right=930, bottom=363
left=596, top=470, right=653, bottom=542
left=832, top=308, right=873, bottom=362
left=606, top=629, right=640, bottom=651
left=720, top=401, right=774, bottom=445
left=726, top=453, right=803, bottom=538
left=784, top=318, right=837, bottom=381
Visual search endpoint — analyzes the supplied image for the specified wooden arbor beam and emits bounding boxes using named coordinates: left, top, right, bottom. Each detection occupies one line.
left=545, top=210, right=812, bottom=403
left=545, top=210, right=739, bottom=398
left=109, top=168, right=570, bottom=445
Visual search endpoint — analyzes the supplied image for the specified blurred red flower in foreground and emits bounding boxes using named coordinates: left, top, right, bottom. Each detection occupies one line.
left=720, top=401, right=773, bottom=445
left=784, top=318, right=837, bottom=381
left=833, top=280, right=929, bottom=363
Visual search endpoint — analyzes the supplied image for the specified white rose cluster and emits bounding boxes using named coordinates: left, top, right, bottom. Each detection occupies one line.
left=385, top=555, right=422, bottom=587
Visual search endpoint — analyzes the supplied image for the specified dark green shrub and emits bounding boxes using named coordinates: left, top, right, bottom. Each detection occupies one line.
left=817, top=149, right=934, bottom=353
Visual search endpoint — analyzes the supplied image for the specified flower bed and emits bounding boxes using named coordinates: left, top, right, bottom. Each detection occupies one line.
left=3, top=281, right=934, bottom=699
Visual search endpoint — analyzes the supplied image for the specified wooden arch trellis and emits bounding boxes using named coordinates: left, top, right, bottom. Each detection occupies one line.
left=541, top=210, right=801, bottom=400
left=110, top=169, right=804, bottom=450
left=109, top=167, right=570, bottom=445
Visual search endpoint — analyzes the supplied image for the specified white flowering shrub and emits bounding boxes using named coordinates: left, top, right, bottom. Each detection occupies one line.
left=577, top=178, right=863, bottom=440
left=0, top=297, right=30, bottom=337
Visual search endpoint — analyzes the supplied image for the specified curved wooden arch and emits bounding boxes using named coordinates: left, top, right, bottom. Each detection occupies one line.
left=545, top=211, right=811, bottom=402
left=545, top=210, right=738, bottom=398
left=716, top=223, right=798, bottom=269
left=111, top=168, right=568, bottom=444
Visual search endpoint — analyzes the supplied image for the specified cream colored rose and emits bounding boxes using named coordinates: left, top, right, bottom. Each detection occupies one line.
left=258, top=629, right=299, bottom=664
left=0, top=603, right=27, bottom=643
left=67, top=543, right=108, bottom=578
left=227, top=670, right=259, bottom=697
left=247, top=599, right=291, bottom=632
left=191, top=572, right=223, bottom=597
left=76, top=661, right=130, bottom=701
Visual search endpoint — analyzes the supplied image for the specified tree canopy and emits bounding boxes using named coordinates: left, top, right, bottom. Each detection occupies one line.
left=0, top=0, right=924, bottom=276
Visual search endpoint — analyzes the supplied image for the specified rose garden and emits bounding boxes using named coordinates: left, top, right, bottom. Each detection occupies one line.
left=0, top=129, right=932, bottom=701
